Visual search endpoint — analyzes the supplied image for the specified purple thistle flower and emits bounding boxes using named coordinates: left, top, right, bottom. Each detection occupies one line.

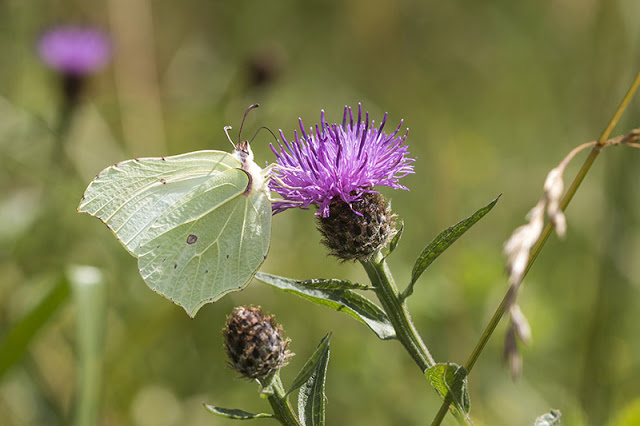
left=38, top=26, right=111, bottom=76
left=270, top=104, right=415, bottom=217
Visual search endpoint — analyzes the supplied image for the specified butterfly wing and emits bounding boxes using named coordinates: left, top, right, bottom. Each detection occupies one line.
left=137, top=167, right=272, bottom=316
left=78, top=150, right=240, bottom=256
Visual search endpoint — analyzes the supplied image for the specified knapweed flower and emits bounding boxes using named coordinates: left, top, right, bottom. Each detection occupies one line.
left=223, top=306, right=292, bottom=380
left=270, top=104, right=415, bottom=217
left=38, top=26, right=111, bottom=76
left=270, top=105, right=415, bottom=260
left=38, top=26, right=111, bottom=104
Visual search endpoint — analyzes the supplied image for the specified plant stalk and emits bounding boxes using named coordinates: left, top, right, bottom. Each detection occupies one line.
left=431, top=70, right=640, bottom=425
left=361, top=251, right=435, bottom=372
left=260, top=372, right=301, bottom=426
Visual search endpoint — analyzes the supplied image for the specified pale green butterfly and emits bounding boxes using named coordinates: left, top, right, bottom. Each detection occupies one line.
left=78, top=105, right=273, bottom=317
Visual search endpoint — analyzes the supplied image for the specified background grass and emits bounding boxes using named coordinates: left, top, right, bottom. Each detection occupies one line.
left=1, top=1, right=640, bottom=425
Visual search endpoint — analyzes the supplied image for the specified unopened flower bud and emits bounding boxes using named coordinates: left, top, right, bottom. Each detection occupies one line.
left=317, top=192, right=397, bottom=261
left=223, top=306, right=292, bottom=380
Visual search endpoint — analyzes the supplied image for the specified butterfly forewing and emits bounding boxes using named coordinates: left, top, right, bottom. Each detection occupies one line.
left=78, top=150, right=240, bottom=256
left=137, top=167, right=272, bottom=317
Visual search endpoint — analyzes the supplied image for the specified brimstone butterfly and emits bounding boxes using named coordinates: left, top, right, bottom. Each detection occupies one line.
left=78, top=105, right=272, bottom=317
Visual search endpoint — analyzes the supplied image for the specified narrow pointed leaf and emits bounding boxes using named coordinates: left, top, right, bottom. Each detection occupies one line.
left=0, top=277, right=70, bottom=380
left=287, top=334, right=332, bottom=396
left=384, top=221, right=404, bottom=259
left=298, top=334, right=331, bottom=426
left=203, top=404, right=274, bottom=420
left=255, top=272, right=395, bottom=340
left=425, top=363, right=471, bottom=425
left=297, top=278, right=372, bottom=291
left=405, top=195, right=500, bottom=299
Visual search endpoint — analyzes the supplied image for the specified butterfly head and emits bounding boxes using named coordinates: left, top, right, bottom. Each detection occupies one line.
left=225, top=103, right=260, bottom=163
left=234, top=140, right=254, bottom=161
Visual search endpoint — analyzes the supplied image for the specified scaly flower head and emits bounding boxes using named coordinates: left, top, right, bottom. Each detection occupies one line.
left=223, top=306, right=292, bottom=380
left=270, top=104, right=415, bottom=217
left=38, top=26, right=111, bottom=76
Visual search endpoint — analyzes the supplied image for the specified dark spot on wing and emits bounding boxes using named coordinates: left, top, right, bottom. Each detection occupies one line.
left=174, top=263, right=178, bottom=269
left=187, top=234, right=198, bottom=244
left=160, top=178, right=166, bottom=185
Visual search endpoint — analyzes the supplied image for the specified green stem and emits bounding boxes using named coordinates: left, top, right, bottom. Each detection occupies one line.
left=431, top=71, right=640, bottom=425
left=70, top=266, right=106, bottom=426
left=360, top=251, right=435, bottom=372
left=51, top=87, right=77, bottom=171
left=260, top=372, right=301, bottom=426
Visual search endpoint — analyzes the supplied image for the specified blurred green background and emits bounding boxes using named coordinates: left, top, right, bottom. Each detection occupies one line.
left=1, top=1, right=640, bottom=425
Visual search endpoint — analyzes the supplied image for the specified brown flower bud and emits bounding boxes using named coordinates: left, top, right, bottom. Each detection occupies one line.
left=223, top=306, right=292, bottom=380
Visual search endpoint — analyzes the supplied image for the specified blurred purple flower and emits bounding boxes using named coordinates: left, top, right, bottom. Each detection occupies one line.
left=270, top=104, right=415, bottom=217
left=38, top=26, right=111, bottom=76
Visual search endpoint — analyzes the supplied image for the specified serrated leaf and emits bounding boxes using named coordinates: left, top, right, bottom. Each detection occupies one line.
left=297, top=334, right=331, bottom=426
left=385, top=221, right=404, bottom=258
left=404, top=195, right=500, bottom=299
left=534, top=409, right=561, bottom=426
left=297, top=278, right=372, bottom=291
left=288, top=334, right=332, bottom=397
left=425, top=363, right=471, bottom=425
left=255, top=272, right=395, bottom=340
left=203, top=404, right=274, bottom=420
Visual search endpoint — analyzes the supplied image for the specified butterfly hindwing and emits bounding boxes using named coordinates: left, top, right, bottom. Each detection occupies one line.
left=137, top=167, right=272, bottom=317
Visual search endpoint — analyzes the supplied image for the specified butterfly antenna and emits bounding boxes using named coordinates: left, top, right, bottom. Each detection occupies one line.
left=223, top=126, right=236, bottom=149
left=239, top=103, right=260, bottom=143
left=250, top=126, right=278, bottom=145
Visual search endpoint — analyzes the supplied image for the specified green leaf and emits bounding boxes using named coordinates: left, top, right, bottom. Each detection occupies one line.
left=425, top=363, right=471, bottom=425
left=203, top=404, right=274, bottom=420
left=297, top=334, right=331, bottom=426
left=534, top=409, right=562, bottom=426
left=287, top=334, right=332, bottom=396
left=255, top=272, right=396, bottom=340
left=297, top=278, right=372, bottom=291
left=384, top=221, right=404, bottom=259
left=404, top=195, right=500, bottom=299
left=0, top=276, right=70, bottom=380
